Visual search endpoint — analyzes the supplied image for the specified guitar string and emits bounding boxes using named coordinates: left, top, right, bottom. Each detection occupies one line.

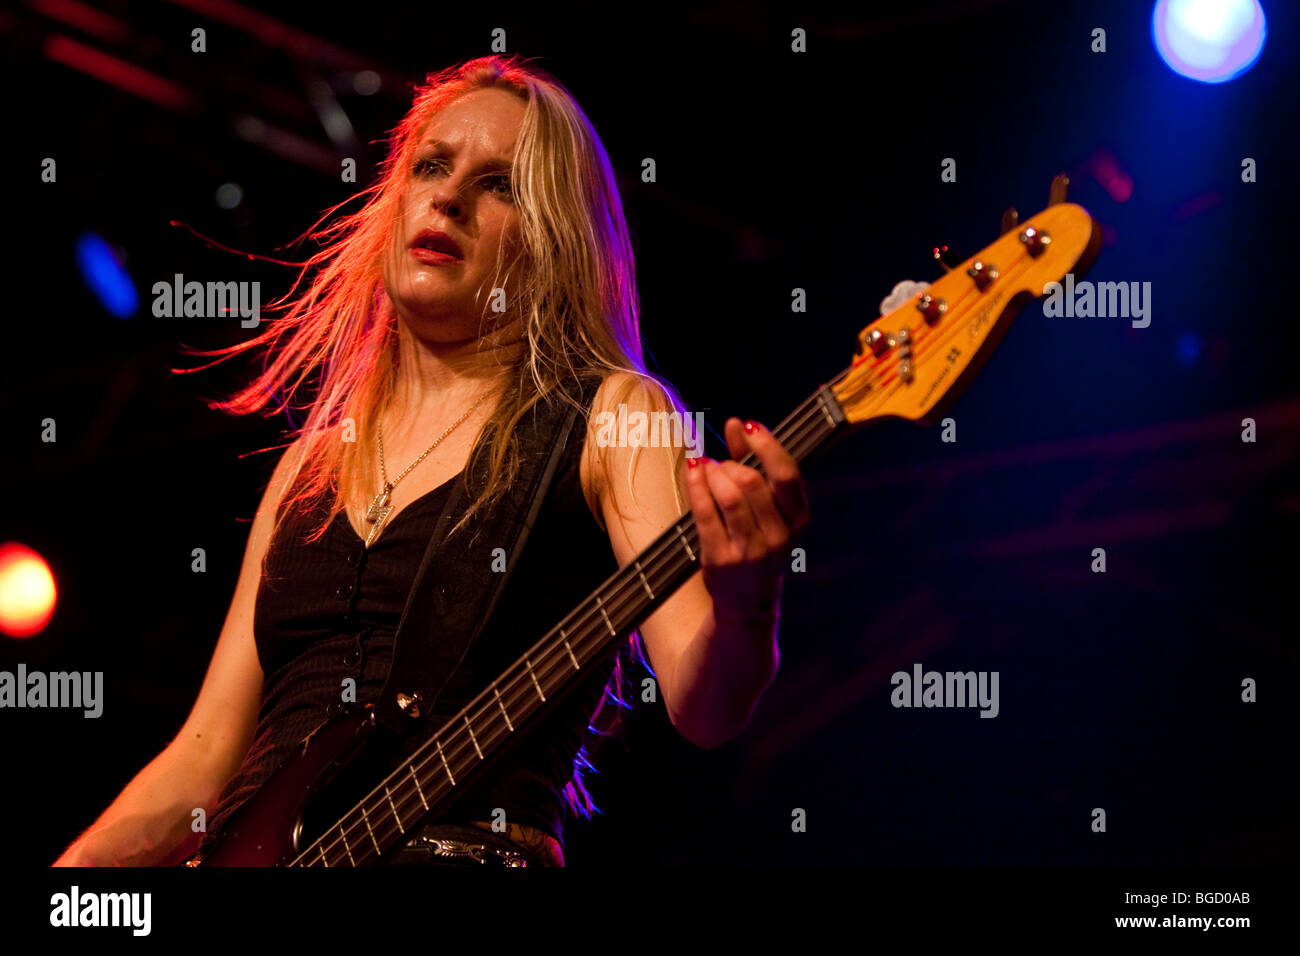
left=302, top=249, right=1051, bottom=866
left=297, top=394, right=831, bottom=866
left=295, top=395, right=833, bottom=865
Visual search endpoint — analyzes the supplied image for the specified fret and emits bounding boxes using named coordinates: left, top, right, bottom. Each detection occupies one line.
left=408, top=765, right=429, bottom=811
left=464, top=715, right=484, bottom=760
left=340, top=829, right=356, bottom=866
left=562, top=638, right=580, bottom=670
left=384, top=785, right=404, bottom=833
left=493, top=686, right=514, bottom=731
left=815, top=391, right=839, bottom=429
left=525, top=658, right=546, bottom=701
left=634, top=560, right=655, bottom=599
left=318, top=844, right=329, bottom=867
left=437, top=739, right=456, bottom=785
left=676, top=524, right=696, bottom=561
left=597, top=596, right=616, bottom=636
left=361, top=805, right=381, bottom=854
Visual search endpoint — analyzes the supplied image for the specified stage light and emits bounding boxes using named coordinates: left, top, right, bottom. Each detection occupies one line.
left=1152, top=0, right=1267, bottom=83
left=0, top=543, right=57, bottom=639
left=353, top=70, right=381, bottom=95
left=75, top=231, right=138, bottom=318
left=215, top=182, right=244, bottom=210
left=1176, top=332, right=1202, bottom=366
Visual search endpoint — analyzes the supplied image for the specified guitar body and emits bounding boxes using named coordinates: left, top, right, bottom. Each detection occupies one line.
left=195, top=707, right=392, bottom=866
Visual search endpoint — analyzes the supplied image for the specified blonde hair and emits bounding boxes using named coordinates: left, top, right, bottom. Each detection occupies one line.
left=178, top=53, right=692, bottom=821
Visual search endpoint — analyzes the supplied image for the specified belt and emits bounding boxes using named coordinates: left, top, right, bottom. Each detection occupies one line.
left=468, top=820, right=565, bottom=867
left=395, top=821, right=564, bottom=868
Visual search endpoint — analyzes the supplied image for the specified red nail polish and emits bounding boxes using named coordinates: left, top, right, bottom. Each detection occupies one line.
left=744, top=420, right=759, bottom=433
left=686, top=456, right=699, bottom=469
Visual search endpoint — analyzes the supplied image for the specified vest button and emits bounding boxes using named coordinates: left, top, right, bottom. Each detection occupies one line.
left=342, top=650, right=360, bottom=666
left=326, top=702, right=343, bottom=716
left=335, top=583, right=353, bottom=600
left=346, top=549, right=360, bottom=567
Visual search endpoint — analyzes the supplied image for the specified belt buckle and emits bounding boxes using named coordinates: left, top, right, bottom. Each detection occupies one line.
left=416, top=836, right=530, bottom=867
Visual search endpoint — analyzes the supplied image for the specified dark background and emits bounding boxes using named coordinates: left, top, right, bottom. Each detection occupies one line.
left=2, top=0, right=1294, bottom=868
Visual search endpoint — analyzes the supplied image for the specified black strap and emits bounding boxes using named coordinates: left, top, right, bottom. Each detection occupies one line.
left=374, top=392, right=583, bottom=735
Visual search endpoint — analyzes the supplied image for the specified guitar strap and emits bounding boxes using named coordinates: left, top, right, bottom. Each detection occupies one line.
left=373, top=387, right=585, bottom=737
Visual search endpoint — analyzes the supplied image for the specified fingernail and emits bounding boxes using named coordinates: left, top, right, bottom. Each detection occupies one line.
left=686, top=456, right=700, bottom=469
left=744, top=420, right=760, bottom=433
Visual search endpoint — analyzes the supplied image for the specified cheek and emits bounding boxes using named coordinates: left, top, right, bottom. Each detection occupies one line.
left=380, top=242, right=407, bottom=297
left=497, top=217, right=525, bottom=265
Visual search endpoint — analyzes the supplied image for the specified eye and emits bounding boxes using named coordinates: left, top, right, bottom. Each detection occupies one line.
left=484, top=174, right=514, bottom=201
left=412, top=156, right=448, bottom=177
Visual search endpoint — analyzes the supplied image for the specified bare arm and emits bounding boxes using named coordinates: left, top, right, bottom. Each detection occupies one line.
left=52, top=440, right=303, bottom=866
left=582, top=373, right=808, bottom=750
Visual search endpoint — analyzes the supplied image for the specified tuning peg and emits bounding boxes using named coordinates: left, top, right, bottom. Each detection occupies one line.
left=1048, top=173, right=1069, bottom=206
left=932, top=244, right=958, bottom=272
left=1000, top=206, right=1019, bottom=235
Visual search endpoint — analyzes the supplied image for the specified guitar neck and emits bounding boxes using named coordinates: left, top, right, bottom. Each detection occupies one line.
left=292, top=382, right=851, bottom=866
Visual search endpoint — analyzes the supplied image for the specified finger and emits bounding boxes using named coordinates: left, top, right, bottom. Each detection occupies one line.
left=723, top=417, right=749, bottom=463
left=684, top=457, right=731, bottom=560
left=717, top=459, right=790, bottom=554
left=738, top=420, right=810, bottom=531
left=705, top=460, right=763, bottom=557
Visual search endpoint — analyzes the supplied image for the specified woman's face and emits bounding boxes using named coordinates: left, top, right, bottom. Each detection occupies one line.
left=383, top=86, right=527, bottom=344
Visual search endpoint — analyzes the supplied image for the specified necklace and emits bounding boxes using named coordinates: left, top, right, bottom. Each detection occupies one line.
left=363, top=390, right=493, bottom=547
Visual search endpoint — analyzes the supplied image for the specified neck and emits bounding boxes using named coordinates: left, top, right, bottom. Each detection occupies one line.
left=390, top=316, right=525, bottom=421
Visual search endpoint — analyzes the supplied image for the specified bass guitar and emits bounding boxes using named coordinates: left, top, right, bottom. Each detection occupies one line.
left=194, top=201, right=1102, bottom=866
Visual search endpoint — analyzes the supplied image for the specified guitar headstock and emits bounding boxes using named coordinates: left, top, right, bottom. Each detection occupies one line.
left=830, top=202, right=1101, bottom=427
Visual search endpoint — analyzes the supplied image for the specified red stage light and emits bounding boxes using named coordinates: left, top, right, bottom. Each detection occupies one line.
left=0, top=543, right=58, bottom=638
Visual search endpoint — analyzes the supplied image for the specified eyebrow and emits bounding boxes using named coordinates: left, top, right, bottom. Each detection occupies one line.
left=420, top=139, right=513, bottom=173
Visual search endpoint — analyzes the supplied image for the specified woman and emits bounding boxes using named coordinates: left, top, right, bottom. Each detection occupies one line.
left=53, top=54, right=808, bottom=868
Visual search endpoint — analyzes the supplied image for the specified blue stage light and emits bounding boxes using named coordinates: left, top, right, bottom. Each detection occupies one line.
left=75, top=232, right=138, bottom=318
left=1176, top=332, right=1202, bottom=366
left=1152, top=0, right=1267, bottom=83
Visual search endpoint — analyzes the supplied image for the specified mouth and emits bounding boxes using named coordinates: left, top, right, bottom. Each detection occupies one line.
left=410, top=229, right=464, bottom=264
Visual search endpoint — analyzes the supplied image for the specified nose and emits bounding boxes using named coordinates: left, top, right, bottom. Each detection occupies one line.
left=428, top=177, right=468, bottom=223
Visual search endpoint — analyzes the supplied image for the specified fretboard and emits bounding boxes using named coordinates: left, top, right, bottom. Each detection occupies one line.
left=293, top=384, right=849, bottom=866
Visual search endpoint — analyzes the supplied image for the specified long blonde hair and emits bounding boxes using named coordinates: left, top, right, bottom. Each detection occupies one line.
left=178, top=53, right=691, bottom=821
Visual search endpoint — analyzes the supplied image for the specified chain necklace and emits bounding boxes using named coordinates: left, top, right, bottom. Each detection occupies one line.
left=363, top=390, right=493, bottom=547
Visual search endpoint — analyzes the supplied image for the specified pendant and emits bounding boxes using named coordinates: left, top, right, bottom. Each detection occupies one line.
left=364, top=484, right=393, bottom=548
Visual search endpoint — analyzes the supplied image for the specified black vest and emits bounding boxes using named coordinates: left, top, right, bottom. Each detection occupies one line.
left=403, top=378, right=623, bottom=834
left=376, top=382, right=589, bottom=735
left=202, top=377, right=622, bottom=848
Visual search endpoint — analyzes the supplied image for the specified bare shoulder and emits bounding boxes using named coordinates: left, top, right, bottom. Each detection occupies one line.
left=577, top=369, right=691, bottom=533
left=265, top=433, right=313, bottom=511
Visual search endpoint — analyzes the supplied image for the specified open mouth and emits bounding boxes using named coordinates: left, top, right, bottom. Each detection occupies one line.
left=410, top=229, right=464, bottom=263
